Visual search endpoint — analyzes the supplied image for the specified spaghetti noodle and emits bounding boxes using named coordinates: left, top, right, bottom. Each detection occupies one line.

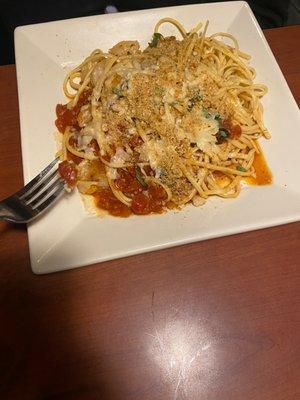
left=56, top=18, right=271, bottom=216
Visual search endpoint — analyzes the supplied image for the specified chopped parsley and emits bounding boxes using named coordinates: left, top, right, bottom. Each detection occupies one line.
left=203, top=108, right=222, bottom=123
left=112, top=87, right=124, bottom=97
left=236, top=165, right=247, bottom=172
left=214, top=113, right=222, bottom=124
left=218, top=130, right=229, bottom=139
left=149, top=32, right=163, bottom=48
left=202, top=108, right=211, bottom=118
left=135, top=166, right=148, bottom=188
left=216, top=129, right=229, bottom=144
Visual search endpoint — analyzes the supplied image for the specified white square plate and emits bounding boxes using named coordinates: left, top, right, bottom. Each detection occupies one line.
left=15, top=1, right=300, bottom=274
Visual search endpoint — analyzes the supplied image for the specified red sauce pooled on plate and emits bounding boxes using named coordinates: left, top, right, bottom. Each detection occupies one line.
left=245, top=143, right=272, bottom=185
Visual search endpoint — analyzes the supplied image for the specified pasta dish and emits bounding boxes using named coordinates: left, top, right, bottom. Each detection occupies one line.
left=56, top=18, right=272, bottom=217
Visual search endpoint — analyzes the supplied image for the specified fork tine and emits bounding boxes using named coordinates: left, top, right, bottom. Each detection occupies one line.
left=17, top=158, right=59, bottom=198
left=21, top=169, right=59, bottom=201
left=33, top=182, right=65, bottom=213
left=26, top=176, right=64, bottom=207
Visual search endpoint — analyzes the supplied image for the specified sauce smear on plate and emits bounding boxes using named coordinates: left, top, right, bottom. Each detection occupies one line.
left=245, top=142, right=272, bottom=185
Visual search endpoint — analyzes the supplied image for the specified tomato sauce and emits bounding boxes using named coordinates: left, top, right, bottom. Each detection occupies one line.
left=88, top=139, right=100, bottom=156
left=245, top=143, right=272, bottom=185
left=58, top=160, right=77, bottom=187
left=55, top=90, right=91, bottom=133
left=93, top=188, right=131, bottom=217
left=67, top=151, right=82, bottom=165
left=65, top=136, right=81, bottom=164
left=129, top=135, right=143, bottom=148
left=65, top=135, right=100, bottom=164
left=114, top=168, right=142, bottom=196
left=93, top=167, right=167, bottom=216
left=216, top=118, right=242, bottom=144
left=131, top=184, right=166, bottom=215
left=222, top=118, right=242, bottom=139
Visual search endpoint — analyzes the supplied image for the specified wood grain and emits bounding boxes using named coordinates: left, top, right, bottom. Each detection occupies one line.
left=0, top=26, right=299, bottom=400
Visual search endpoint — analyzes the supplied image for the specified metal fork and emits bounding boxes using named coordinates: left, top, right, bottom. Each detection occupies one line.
left=0, top=158, right=65, bottom=223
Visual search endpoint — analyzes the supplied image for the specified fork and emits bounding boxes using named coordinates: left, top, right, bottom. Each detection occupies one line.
left=0, top=158, right=65, bottom=223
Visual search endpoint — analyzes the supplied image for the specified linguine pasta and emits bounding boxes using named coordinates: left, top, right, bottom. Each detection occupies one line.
left=55, top=18, right=271, bottom=216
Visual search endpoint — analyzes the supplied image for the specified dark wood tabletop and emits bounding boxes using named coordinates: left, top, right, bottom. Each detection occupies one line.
left=0, top=26, right=299, bottom=400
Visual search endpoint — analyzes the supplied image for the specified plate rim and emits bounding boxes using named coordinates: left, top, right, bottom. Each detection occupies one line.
left=14, top=2, right=300, bottom=274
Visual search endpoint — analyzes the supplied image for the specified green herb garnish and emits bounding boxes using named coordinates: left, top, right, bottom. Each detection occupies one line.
left=149, top=32, right=163, bottom=48
left=203, top=108, right=222, bottom=123
left=236, top=166, right=247, bottom=172
left=219, top=130, right=228, bottom=139
left=135, top=166, right=148, bottom=188
left=112, top=87, right=124, bottom=97
left=216, top=129, right=230, bottom=144
left=214, top=113, right=222, bottom=124
left=202, top=107, right=211, bottom=118
left=215, top=114, right=222, bottom=128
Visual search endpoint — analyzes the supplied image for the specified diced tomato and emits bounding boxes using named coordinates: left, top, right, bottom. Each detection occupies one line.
left=117, top=123, right=126, bottom=133
left=94, top=188, right=131, bottom=217
left=131, top=192, right=150, bottom=215
left=147, top=183, right=166, bottom=213
left=221, top=118, right=242, bottom=139
left=69, top=136, right=78, bottom=147
left=113, top=166, right=167, bottom=214
left=93, top=164, right=168, bottom=216
left=130, top=135, right=143, bottom=148
left=58, top=160, right=77, bottom=187
left=88, top=139, right=100, bottom=156
left=230, top=124, right=242, bottom=138
left=71, top=89, right=92, bottom=116
left=55, top=104, right=77, bottom=133
left=131, top=183, right=166, bottom=215
left=66, top=136, right=82, bottom=164
left=143, top=165, right=155, bottom=176
left=148, top=183, right=166, bottom=200
left=67, top=151, right=82, bottom=165
left=55, top=90, right=91, bottom=133
left=222, top=118, right=232, bottom=132
left=75, top=89, right=91, bottom=110
left=114, top=169, right=142, bottom=196
left=56, top=103, right=66, bottom=118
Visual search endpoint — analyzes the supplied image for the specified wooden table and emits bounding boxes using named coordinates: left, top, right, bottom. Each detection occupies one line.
left=0, top=26, right=299, bottom=400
